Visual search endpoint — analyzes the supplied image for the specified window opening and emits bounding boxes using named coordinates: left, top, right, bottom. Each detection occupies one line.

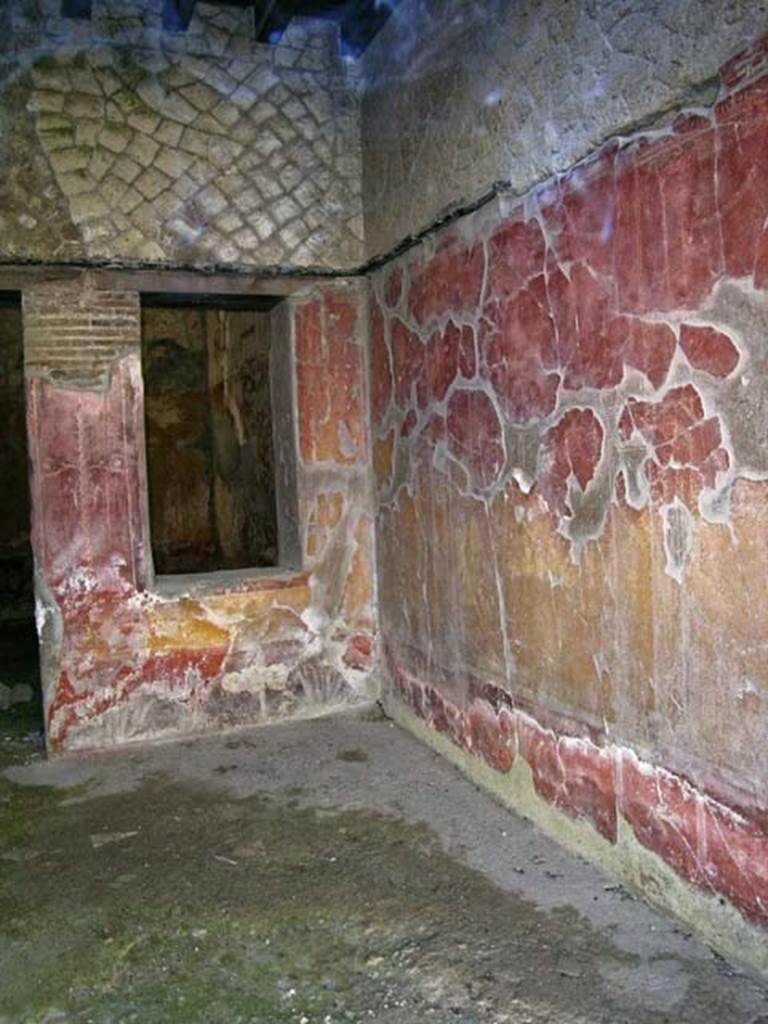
left=141, top=292, right=282, bottom=577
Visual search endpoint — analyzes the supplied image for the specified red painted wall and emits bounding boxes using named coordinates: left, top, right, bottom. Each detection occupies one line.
left=26, top=277, right=375, bottom=752
left=370, top=38, right=768, bottom=929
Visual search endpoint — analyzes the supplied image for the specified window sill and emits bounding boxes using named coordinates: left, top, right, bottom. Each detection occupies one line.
left=152, top=565, right=308, bottom=599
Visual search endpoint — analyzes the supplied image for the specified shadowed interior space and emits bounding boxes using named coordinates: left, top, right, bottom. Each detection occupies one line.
left=141, top=295, right=281, bottom=576
left=0, top=290, right=43, bottom=749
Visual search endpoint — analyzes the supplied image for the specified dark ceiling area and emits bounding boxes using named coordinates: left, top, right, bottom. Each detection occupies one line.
left=254, top=0, right=399, bottom=56
left=60, top=0, right=400, bottom=56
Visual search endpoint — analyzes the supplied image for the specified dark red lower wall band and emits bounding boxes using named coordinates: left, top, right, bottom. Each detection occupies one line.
left=390, top=657, right=768, bottom=928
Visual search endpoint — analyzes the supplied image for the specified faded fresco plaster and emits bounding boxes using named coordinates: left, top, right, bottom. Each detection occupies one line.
left=370, top=36, right=768, bottom=962
left=26, top=276, right=375, bottom=752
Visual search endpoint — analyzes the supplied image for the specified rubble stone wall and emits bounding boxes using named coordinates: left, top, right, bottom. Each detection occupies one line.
left=0, top=0, right=363, bottom=271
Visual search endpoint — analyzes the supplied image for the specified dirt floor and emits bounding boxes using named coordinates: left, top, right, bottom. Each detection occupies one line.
left=1, top=700, right=768, bottom=1024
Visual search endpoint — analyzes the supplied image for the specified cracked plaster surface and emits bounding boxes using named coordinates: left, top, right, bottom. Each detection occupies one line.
left=368, top=40, right=768, bottom=821
left=25, top=280, right=376, bottom=753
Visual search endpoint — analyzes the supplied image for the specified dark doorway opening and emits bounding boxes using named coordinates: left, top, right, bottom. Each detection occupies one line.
left=141, top=293, right=282, bottom=577
left=0, top=290, right=44, bottom=750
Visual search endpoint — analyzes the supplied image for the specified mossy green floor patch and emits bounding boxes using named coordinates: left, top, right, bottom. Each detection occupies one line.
left=0, top=756, right=761, bottom=1024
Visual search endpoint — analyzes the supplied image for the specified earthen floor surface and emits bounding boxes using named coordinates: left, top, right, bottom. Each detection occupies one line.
left=1, top=705, right=767, bottom=1023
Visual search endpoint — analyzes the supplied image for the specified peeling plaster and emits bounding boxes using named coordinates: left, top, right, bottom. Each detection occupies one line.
left=27, top=280, right=377, bottom=753
left=370, top=37, right=768, bottom=959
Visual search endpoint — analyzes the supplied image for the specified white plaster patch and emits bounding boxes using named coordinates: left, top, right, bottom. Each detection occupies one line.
left=661, top=498, right=696, bottom=583
left=34, top=598, right=47, bottom=637
left=511, top=466, right=534, bottom=494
